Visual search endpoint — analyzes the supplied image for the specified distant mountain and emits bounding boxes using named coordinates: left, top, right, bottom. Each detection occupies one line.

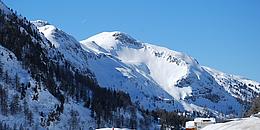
left=1, top=1, right=260, bottom=129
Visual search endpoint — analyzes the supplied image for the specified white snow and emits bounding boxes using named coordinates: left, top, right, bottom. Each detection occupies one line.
left=82, top=31, right=122, bottom=51
left=0, top=45, right=32, bottom=84
left=32, top=20, right=91, bottom=72
left=201, top=116, right=260, bottom=130
left=81, top=31, right=194, bottom=101
left=80, top=31, right=260, bottom=116
left=203, top=66, right=260, bottom=101
left=32, top=22, right=260, bottom=117
left=2, top=0, right=260, bottom=120
left=0, top=44, right=95, bottom=129
left=96, top=128, right=130, bottom=130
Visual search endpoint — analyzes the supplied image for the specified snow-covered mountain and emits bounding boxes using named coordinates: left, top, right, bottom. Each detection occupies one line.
left=0, top=44, right=95, bottom=129
left=32, top=17, right=260, bottom=117
left=80, top=31, right=260, bottom=116
left=1, top=0, right=260, bottom=129
left=0, top=1, right=96, bottom=129
left=0, top=2, right=158, bottom=129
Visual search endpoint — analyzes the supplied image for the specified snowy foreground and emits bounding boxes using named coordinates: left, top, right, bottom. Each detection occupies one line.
left=202, top=116, right=260, bottom=130
left=96, top=128, right=129, bottom=130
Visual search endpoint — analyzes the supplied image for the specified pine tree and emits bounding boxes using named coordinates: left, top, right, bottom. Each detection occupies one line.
left=246, top=95, right=260, bottom=116
left=23, top=99, right=30, bottom=119
left=4, top=71, right=10, bottom=84
left=0, top=86, right=8, bottom=116
left=27, top=110, right=34, bottom=126
left=10, top=94, right=20, bottom=115
left=19, top=124, right=24, bottom=130
left=68, top=110, right=80, bottom=130
left=129, top=106, right=137, bottom=129
left=84, top=98, right=90, bottom=108
left=12, top=123, right=17, bottom=130
left=0, top=61, right=3, bottom=77
left=15, top=73, right=21, bottom=91
left=0, top=121, right=2, bottom=130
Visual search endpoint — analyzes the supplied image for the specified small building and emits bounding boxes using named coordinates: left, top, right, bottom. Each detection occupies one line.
left=185, top=118, right=215, bottom=130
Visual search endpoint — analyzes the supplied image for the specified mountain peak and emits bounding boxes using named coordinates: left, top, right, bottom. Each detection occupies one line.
left=31, top=20, right=51, bottom=27
left=81, top=31, right=142, bottom=52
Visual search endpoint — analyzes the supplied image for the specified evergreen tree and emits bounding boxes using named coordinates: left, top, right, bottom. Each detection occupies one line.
left=23, top=99, right=29, bottom=115
left=4, top=71, right=10, bottom=84
left=10, top=94, right=20, bottom=115
left=129, top=106, right=137, bottom=129
left=68, top=110, right=80, bottom=130
left=15, top=73, right=21, bottom=91
left=19, top=124, right=24, bottom=130
left=27, top=110, right=34, bottom=126
left=23, top=99, right=34, bottom=125
left=0, top=86, right=8, bottom=116
left=246, top=95, right=260, bottom=116
left=0, top=61, right=3, bottom=77
left=12, top=123, right=17, bottom=130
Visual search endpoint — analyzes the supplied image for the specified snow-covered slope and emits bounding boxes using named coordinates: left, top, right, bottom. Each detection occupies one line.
left=31, top=20, right=91, bottom=72
left=97, top=128, right=130, bottom=130
left=204, top=67, right=260, bottom=101
left=28, top=19, right=260, bottom=117
left=2, top=0, right=260, bottom=128
left=0, top=2, right=96, bottom=129
left=0, top=45, right=95, bottom=129
left=80, top=31, right=260, bottom=116
left=34, top=22, right=184, bottom=112
left=33, top=24, right=260, bottom=117
left=201, top=114, right=260, bottom=130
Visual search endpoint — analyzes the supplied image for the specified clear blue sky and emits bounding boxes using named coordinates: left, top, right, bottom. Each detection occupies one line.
left=3, top=0, right=260, bottom=82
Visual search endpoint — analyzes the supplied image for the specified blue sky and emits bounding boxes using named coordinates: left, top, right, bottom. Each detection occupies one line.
left=3, top=0, right=260, bottom=81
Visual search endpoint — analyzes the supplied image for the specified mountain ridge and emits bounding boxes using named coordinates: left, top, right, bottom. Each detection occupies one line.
left=1, top=1, right=260, bottom=129
left=33, top=19, right=260, bottom=116
left=81, top=30, right=260, bottom=115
